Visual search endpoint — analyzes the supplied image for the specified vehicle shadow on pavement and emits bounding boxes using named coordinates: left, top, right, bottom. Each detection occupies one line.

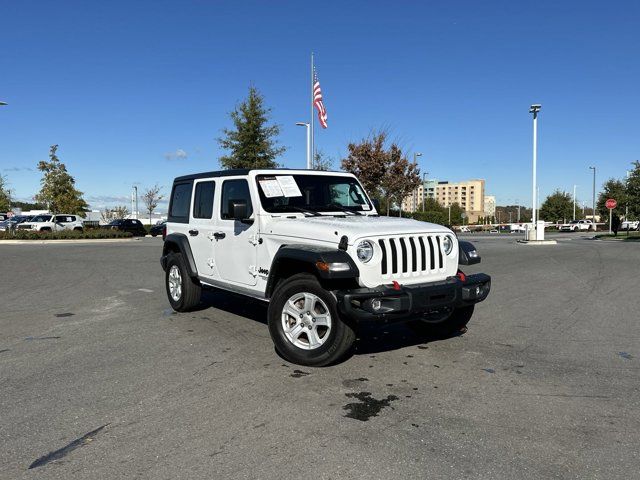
left=351, top=322, right=459, bottom=357
left=198, top=288, right=459, bottom=359
left=199, top=288, right=268, bottom=325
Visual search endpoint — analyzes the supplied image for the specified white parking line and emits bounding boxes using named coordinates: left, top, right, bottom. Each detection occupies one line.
left=138, top=288, right=154, bottom=293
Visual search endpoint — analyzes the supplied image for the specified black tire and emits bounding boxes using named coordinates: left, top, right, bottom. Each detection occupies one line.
left=408, top=305, right=475, bottom=338
left=73, top=227, right=83, bottom=232
left=151, top=232, right=158, bottom=237
left=268, top=273, right=355, bottom=367
left=165, top=252, right=201, bottom=312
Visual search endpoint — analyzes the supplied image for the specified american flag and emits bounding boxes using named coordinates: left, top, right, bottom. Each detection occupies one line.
left=313, top=69, right=328, bottom=129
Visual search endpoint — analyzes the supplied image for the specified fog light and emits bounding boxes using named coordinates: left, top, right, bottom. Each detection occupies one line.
left=371, top=299, right=382, bottom=311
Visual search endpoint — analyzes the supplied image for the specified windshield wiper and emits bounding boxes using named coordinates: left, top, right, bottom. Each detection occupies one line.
left=327, top=203, right=362, bottom=216
left=272, top=205, right=321, bottom=217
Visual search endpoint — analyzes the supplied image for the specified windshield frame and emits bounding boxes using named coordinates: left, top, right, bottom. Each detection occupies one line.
left=254, top=173, right=373, bottom=215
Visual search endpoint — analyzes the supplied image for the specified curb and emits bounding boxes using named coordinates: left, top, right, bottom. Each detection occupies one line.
left=516, top=239, right=558, bottom=245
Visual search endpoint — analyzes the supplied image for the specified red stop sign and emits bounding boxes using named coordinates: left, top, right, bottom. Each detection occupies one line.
left=605, top=198, right=617, bottom=209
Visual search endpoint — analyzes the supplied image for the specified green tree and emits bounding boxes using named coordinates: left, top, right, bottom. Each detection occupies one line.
left=0, top=175, right=11, bottom=212
left=539, top=190, right=573, bottom=223
left=341, top=131, right=420, bottom=215
left=448, top=202, right=464, bottom=225
left=218, top=86, right=286, bottom=169
left=35, top=145, right=88, bottom=215
left=142, top=185, right=163, bottom=224
left=625, top=160, right=640, bottom=219
left=596, top=178, right=627, bottom=218
left=412, top=197, right=447, bottom=224
left=314, top=150, right=333, bottom=171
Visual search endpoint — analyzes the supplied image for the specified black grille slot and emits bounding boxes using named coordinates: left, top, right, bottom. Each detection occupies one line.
left=409, top=237, right=417, bottom=272
left=379, top=239, right=387, bottom=275
left=399, top=238, right=408, bottom=273
left=436, top=236, right=443, bottom=268
left=389, top=238, right=398, bottom=274
left=418, top=237, right=426, bottom=271
left=427, top=236, right=435, bottom=270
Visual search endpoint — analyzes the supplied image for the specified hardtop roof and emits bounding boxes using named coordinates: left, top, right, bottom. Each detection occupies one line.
left=173, top=168, right=350, bottom=183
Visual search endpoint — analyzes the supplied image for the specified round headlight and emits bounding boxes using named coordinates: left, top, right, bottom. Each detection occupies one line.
left=356, top=240, right=374, bottom=263
left=442, top=235, right=454, bottom=255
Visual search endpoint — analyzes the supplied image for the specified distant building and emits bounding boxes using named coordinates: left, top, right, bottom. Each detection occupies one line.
left=484, top=195, right=496, bottom=219
left=402, top=179, right=486, bottom=223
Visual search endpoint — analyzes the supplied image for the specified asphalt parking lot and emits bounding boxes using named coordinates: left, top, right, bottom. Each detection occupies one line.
left=1, top=233, right=638, bottom=479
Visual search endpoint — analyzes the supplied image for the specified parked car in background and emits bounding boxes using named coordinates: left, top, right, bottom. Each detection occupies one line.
left=559, top=219, right=594, bottom=232
left=150, top=221, right=166, bottom=237
left=104, top=218, right=147, bottom=236
left=509, top=224, right=527, bottom=233
left=621, top=220, right=639, bottom=231
left=17, top=214, right=84, bottom=232
left=0, top=215, right=33, bottom=231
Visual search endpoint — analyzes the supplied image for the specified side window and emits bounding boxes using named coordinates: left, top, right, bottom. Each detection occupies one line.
left=193, top=181, right=215, bottom=219
left=221, top=179, right=253, bottom=220
left=168, top=182, right=193, bottom=223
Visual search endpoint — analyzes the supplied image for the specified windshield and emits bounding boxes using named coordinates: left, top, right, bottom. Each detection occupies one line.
left=108, top=220, right=124, bottom=225
left=31, top=215, right=52, bottom=222
left=256, top=174, right=372, bottom=214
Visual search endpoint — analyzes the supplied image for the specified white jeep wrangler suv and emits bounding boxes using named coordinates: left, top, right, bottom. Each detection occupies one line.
left=17, top=214, right=84, bottom=232
left=161, top=169, right=491, bottom=366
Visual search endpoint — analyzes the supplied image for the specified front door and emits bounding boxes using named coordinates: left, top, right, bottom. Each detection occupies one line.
left=214, top=178, right=258, bottom=286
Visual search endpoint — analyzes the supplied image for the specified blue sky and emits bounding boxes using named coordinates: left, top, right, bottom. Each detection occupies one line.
left=1, top=0, right=639, bottom=211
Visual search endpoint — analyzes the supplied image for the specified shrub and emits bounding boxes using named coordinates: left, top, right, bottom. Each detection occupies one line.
left=0, top=229, right=133, bottom=240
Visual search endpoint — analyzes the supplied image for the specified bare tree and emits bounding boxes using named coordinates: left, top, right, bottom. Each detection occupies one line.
left=142, top=185, right=163, bottom=225
left=100, top=205, right=130, bottom=223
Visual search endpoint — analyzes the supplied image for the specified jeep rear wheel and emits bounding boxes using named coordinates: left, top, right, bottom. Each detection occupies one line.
left=165, top=252, right=201, bottom=312
left=268, top=273, right=355, bottom=367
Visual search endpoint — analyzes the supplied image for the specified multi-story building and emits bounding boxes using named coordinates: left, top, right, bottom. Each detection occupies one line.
left=484, top=195, right=496, bottom=220
left=402, top=179, right=486, bottom=223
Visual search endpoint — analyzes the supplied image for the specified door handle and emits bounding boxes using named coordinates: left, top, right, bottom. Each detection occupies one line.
left=189, top=229, right=199, bottom=236
left=213, top=232, right=226, bottom=240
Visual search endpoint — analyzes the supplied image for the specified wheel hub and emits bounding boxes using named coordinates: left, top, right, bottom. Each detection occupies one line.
left=281, top=292, right=332, bottom=350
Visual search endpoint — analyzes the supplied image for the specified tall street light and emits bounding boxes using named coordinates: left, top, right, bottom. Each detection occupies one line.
left=589, top=166, right=596, bottom=229
left=296, top=122, right=311, bottom=169
left=413, top=152, right=422, bottom=212
left=422, top=172, right=428, bottom=212
left=573, top=185, right=577, bottom=220
left=529, top=104, right=541, bottom=237
left=0, top=101, right=7, bottom=106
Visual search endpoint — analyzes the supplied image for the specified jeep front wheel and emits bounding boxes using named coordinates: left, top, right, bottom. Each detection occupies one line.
left=165, top=252, right=201, bottom=312
left=268, top=273, right=355, bottom=367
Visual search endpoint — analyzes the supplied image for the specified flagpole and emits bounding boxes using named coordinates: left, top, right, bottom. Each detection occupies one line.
left=310, top=52, right=314, bottom=170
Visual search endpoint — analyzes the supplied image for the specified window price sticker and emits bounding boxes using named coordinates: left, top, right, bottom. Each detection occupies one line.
left=276, top=176, right=302, bottom=197
left=259, top=179, right=284, bottom=198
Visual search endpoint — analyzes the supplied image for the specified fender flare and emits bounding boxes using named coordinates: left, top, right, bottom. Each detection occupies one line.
left=265, top=245, right=359, bottom=298
left=161, top=233, right=198, bottom=278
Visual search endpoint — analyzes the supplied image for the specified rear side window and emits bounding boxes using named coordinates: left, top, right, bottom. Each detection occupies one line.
left=168, top=182, right=193, bottom=223
left=221, top=179, right=253, bottom=220
left=193, top=181, right=215, bottom=219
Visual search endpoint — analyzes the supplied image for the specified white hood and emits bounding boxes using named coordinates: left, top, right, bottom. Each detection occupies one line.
left=263, top=214, right=452, bottom=245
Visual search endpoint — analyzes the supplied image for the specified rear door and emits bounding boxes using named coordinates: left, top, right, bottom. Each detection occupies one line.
left=214, top=178, right=258, bottom=286
left=188, top=179, right=220, bottom=280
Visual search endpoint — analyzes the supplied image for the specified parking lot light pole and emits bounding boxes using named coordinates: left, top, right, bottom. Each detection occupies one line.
left=296, top=122, right=311, bottom=169
left=529, top=104, right=541, bottom=237
left=573, top=185, right=577, bottom=220
left=589, top=166, right=596, bottom=230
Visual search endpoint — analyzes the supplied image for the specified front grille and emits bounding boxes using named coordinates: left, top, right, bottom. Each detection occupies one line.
left=377, top=234, right=446, bottom=279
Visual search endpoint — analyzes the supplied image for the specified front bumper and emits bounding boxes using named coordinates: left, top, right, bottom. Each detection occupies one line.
left=336, top=273, right=491, bottom=322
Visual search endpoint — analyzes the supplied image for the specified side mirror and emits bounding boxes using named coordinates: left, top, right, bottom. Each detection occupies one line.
left=228, top=199, right=253, bottom=224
